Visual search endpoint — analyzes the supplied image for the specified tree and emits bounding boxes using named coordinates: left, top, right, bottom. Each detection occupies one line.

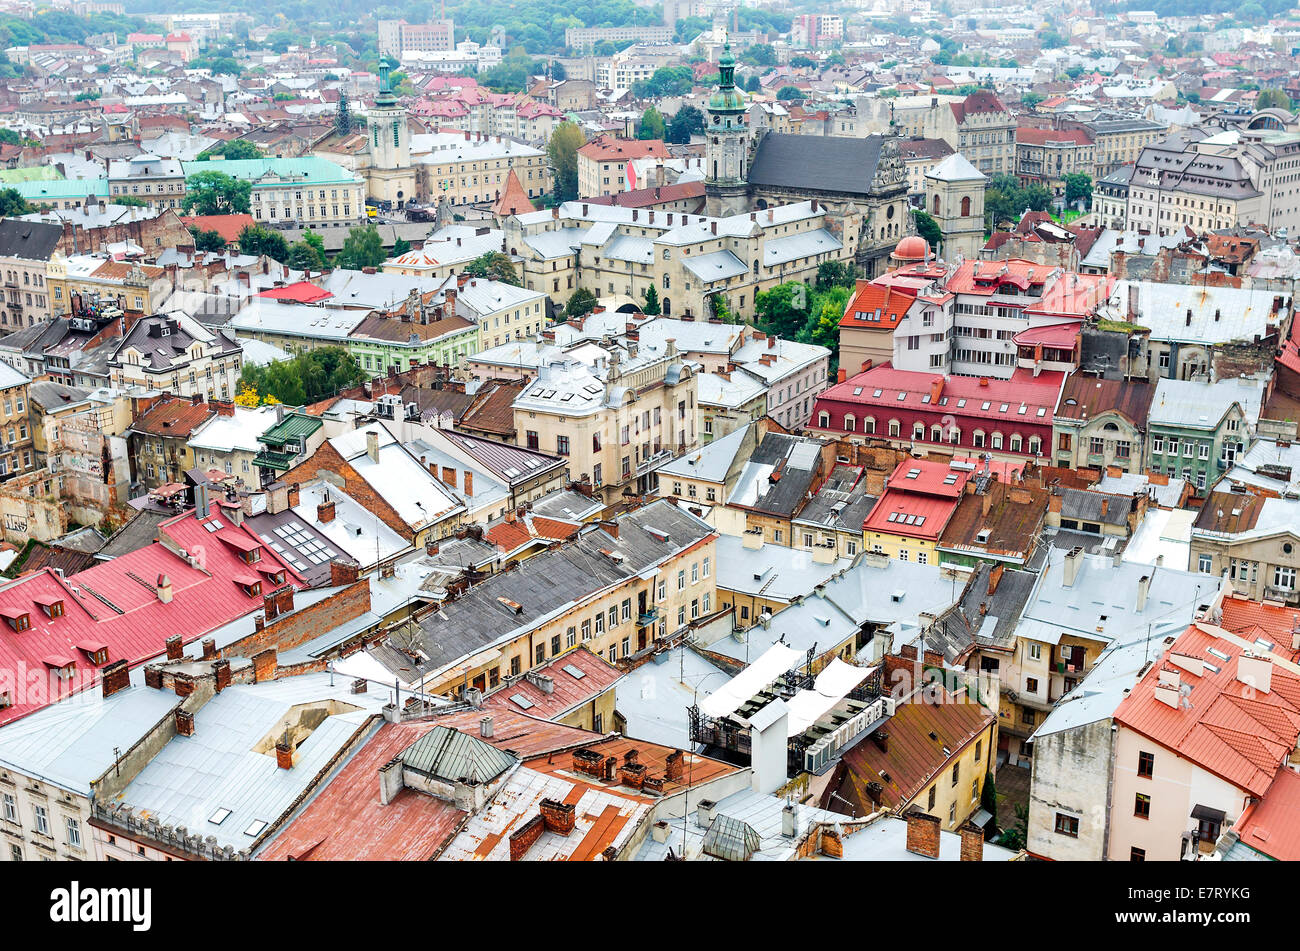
left=238, top=346, right=365, bottom=407
left=182, top=170, right=252, bottom=215
left=800, top=285, right=848, bottom=360
left=0, top=129, right=19, bottom=146
left=1063, top=172, right=1093, bottom=209
left=997, top=804, right=1029, bottom=851
left=114, top=196, right=148, bottom=207
left=741, top=44, right=776, bottom=67
left=816, top=260, right=856, bottom=291
left=1038, top=29, right=1066, bottom=49
left=391, top=237, right=411, bottom=257
left=632, top=65, right=693, bottom=98
left=1257, top=88, right=1292, bottom=111
left=465, top=251, right=520, bottom=285
left=637, top=106, right=666, bottom=141
left=743, top=75, right=761, bottom=93
left=755, top=282, right=810, bottom=339
left=238, top=225, right=290, bottom=262
left=667, top=105, right=704, bottom=144
left=189, top=226, right=226, bottom=253
left=0, top=188, right=34, bottom=217
left=776, top=85, right=804, bottom=101
left=790, top=55, right=815, bottom=69
left=1020, top=90, right=1044, bottom=109
left=334, top=90, right=354, bottom=136
left=196, top=139, right=262, bottom=161
left=565, top=287, right=598, bottom=319
left=286, top=230, right=329, bottom=270
left=642, top=283, right=661, bottom=316
left=334, top=224, right=386, bottom=270
left=547, top=121, right=586, bottom=204
left=708, top=291, right=737, bottom=324
left=913, top=209, right=942, bottom=250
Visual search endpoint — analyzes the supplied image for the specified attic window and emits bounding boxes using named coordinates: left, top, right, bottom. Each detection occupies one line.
left=243, top=548, right=262, bottom=564
left=561, top=664, right=586, bottom=680
left=509, top=693, right=535, bottom=710
left=35, top=597, right=63, bottom=618
left=2, top=611, right=30, bottom=632
left=0, top=691, right=9, bottom=710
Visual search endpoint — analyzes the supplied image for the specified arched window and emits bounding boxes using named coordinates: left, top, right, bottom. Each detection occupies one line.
left=818, top=411, right=830, bottom=428
left=1009, top=434, right=1023, bottom=453
left=1028, top=436, right=1042, bottom=456
left=913, top=422, right=925, bottom=440
left=864, top=417, right=876, bottom=434
left=932, top=194, right=941, bottom=215
left=973, top=430, right=986, bottom=448
left=991, top=432, right=1004, bottom=450
left=948, top=427, right=961, bottom=445
left=844, top=414, right=856, bottom=432
left=961, top=196, right=971, bottom=217
left=931, top=424, right=943, bottom=442
left=888, top=419, right=901, bottom=438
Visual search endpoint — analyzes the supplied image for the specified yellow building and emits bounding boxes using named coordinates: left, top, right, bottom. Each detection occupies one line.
left=48, top=254, right=169, bottom=316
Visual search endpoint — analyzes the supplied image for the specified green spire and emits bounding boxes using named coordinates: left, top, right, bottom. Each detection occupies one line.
left=718, top=41, right=735, bottom=89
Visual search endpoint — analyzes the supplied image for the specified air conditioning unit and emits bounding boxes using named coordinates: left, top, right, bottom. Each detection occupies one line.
left=882, top=697, right=897, bottom=717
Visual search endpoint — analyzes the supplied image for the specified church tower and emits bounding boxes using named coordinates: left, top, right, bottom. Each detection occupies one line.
left=924, top=153, right=986, bottom=263
left=704, top=43, right=749, bottom=218
left=367, top=59, right=415, bottom=208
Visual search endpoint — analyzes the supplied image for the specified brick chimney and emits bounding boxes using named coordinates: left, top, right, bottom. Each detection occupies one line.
left=175, top=709, right=195, bottom=737
left=317, top=498, right=336, bottom=523
left=101, top=659, right=130, bottom=699
left=330, top=558, right=361, bottom=586
left=287, top=482, right=301, bottom=508
left=905, top=811, right=941, bottom=859
left=252, top=648, right=277, bottom=683
left=275, top=737, right=294, bottom=770
left=164, top=634, right=183, bottom=661
left=463, top=470, right=473, bottom=497
left=959, top=822, right=983, bottom=861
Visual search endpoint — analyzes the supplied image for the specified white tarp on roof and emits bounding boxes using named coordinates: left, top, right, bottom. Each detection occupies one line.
left=698, top=642, right=802, bottom=719
left=785, top=659, right=875, bottom=736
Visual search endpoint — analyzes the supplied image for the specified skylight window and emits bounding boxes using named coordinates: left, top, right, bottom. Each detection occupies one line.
left=244, top=820, right=268, bottom=837
left=981, top=401, right=991, bottom=411
left=906, top=468, right=920, bottom=479
left=510, top=693, right=535, bottom=709
left=853, top=387, right=863, bottom=396
left=957, top=399, right=966, bottom=408
left=999, top=403, right=1009, bottom=413
left=209, top=809, right=231, bottom=825
left=562, top=664, right=586, bottom=679
left=872, top=389, right=883, bottom=398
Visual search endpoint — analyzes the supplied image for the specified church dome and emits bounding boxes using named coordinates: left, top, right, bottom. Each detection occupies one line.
left=707, top=43, right=745, bottom=113
left=892, top=235, right=930, bottom=261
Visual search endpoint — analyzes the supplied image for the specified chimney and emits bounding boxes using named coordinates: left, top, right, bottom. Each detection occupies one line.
left=175, top=710, right=195, bottom=737
left=164, top=634, right=183, bottom=661
left=697, top=799, right=717, bottom=826
left=252, top=648, right=277, bottom=683
left=464, top=470, right=474, bottom=497
left=201, top=638, right=216, bottom=660
left=1136, top=574, right=1151, bottom=613
left=275, top=737, right=294, bottom=770
left=101, top=659, right=130, bottom=699
left=441, top=466, right=458, bottom=488
left=480, top=716, right=493, bottom=738
left=905, top=811, right=941, bottom=859
left=214, top=660, right=231, bottom=692
left=317, top=498, right=336, bottom=523
left=287, top=483, right=301, bottom=508
left=1238, top=651, right=1273, bottom=694
left=156, top=573, right=173, bottom=603
left=781, top=803, right=797, bottom=837
left=1062, top=546, right=1084, bottom=587
left=366, top=429, right=380, bottom=463
left=959, top=822, right=983, bottom=861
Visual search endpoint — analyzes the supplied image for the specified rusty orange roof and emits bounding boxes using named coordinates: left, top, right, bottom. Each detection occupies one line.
left=492, top=167, right=535, bottom=217
left=482, top=647, right=622, bottom=721
left=1114, top=626, right=1300, bottom=796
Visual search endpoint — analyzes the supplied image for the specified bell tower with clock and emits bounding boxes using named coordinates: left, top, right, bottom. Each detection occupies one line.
left=367, top=58, right=416, bottom=209
left=704, top=42, right=750, bottom=218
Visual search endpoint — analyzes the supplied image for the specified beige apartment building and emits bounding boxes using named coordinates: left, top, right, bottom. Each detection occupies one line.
left=412, top=131, right=550, bottom=206
left=108, top=313, right=243, bottom=400
left=512, top=344, right=699, bottom=504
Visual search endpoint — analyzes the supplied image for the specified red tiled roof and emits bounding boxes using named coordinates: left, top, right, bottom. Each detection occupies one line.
left=257, top=281, right=332, bottom=303
left=483, top=514, right=580, bottom=554
left=132, top=395, right=216, bottom=438
left=0, top=502, right=305, bottom=729
left=481, top=646, right=623, bottom=720
left=863, top=459, right=969, bottom=542
left=1016, top=127, right=1093, bottom=146
left=829, top=691, right=994, bottom=812
left=491, top=168, right=534, bottom=217
left=180, top=214, right=256, bottom=244
left=1114, top=626, right=1300, bottom=797
left=577, top=136, right=670, bottom=161
left=839, top=280, right=916, bottom=331
left=1218, top=597, right=1300, bottom=664
left=1233, top=767, right=1300, bottom=860
left=586, top=180, right=705, bottom=209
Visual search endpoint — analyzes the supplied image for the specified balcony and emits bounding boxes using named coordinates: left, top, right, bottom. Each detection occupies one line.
left=635, top=448, right=674, bottom=477
left=252, top=448, right=298, bottom=472
left=637, top=607, right=660, bottom=626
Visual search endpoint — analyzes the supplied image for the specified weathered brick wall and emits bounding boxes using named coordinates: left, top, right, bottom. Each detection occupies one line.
left=221, top=579, right=372, bottom=660
left=282, top=441, right=412, bottom=540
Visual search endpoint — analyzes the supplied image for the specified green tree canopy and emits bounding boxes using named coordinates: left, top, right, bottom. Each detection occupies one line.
left=667, top=105, right=704, bottom=144
left=196, top=139, right=262, bottom=161
left=182, top=170, right=252, bottom=215
left=815, top=260, right=857, bottom=291
left=0, top=188, right=34, bottom=217
left=237, top=346, right=365, bottom=407
left=913, top=209, right=942, bottom=250
left=565, top=287, right=598, bottom=319
left=642, top=283, right=660, bottom=316
left=465, top=251, right=520, bottom=285
left=547, top=121, right=587, bottom=204
left=1257, top=88, right=1292, bottom=111
left=286, top=230, right=329, bottom=270
left=1063, top=172, right=1093, bottom=209
left=334, top=224, right=387, bottom=270
left=776, top=85, right=804, bottom=101
left=238, top=224, right=289, bottom=262
left=638, top=106, right=666, bottom=141
left=189, top=226, right=226, bottom=253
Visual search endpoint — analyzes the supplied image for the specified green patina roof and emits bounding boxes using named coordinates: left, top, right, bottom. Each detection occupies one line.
left=708, top=42, right=745, bottom=113
left=10, top=178, right=108, bottom=199
left=257, top=412, right=324, bottom=446
left=182, top=157, right=359, bottom=187
left=0, top=166, right=64, bottom=185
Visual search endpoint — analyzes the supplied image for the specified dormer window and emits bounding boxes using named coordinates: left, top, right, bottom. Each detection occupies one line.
left=35, top=596, right=63, bottom=619
left=0, top=690, right=9, bottom=710
left=243, top=548, right=261, bottom=565
left=2, top=610, right=30, bottom=632
left=237, top=577, right=262, bottom=597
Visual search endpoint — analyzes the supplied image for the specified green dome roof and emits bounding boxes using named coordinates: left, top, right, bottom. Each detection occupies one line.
left=709, top=42, right=744, bottom=113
